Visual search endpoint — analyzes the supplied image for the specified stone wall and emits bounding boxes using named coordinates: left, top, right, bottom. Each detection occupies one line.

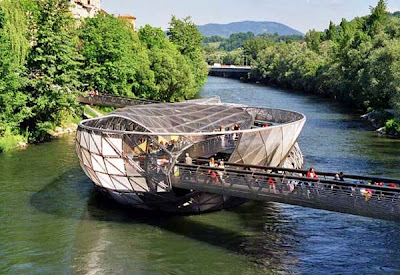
left=69, top=0, right=101, bottom=19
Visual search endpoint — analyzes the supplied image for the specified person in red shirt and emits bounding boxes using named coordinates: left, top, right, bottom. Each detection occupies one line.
left=389, top=183, right=397, bottom=188
left=268, top=177, right=277, bottom=194
left=306, top=168, right=318, bottom=179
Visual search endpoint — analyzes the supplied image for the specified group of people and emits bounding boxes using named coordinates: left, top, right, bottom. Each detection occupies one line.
left=211, top=123, right=242, bottom=146
left=303, top=167, right=399, bottom=201
left=205, top=157, right=225, bottom=185
left=159, top=139, right=178, bottom=152
left=87, top=90, right=99, bottom=97
left=178, top=156, right=399, bottom=204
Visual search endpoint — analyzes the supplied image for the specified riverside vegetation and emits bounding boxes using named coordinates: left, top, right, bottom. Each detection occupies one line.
left=205, top=1, right=400, bottom=136
left=0, top=0, right=207, bottom=151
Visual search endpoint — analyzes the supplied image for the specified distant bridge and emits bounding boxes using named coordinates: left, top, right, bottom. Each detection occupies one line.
left=208, top=66, right=251, bottom=78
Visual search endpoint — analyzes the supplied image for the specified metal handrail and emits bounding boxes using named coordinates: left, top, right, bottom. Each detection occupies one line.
left=192, top=159, right=400, bottom=185
left=175, top=163, right=400, bottom=192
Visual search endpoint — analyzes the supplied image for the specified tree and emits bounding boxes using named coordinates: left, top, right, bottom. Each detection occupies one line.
left=324, top=21, right=337, bottom=41
left=203, top=35, right=225, bottom=43
left=305, top=29, right=322, bottom=52
left=139, top=24, right=169, bottom=49
left=24, top=0, right=82, bottom=141
left=168, top=16, right=203, bottom=57
left=148, top=47, right=195, bottom=102
left=364, top=0, right=388, bottom=36
left=219, top=32, right=255, bottom=51
left=0, top=0, right=31, bottom=137
left=80, top=14, right=155, bottom=97
left=139, top=24, right=197, bottom=101
left=243, top=37, right=272, bottom=61
left=167, top=16, right=208, bottom=90
left=222, top=50, right=243, bottom=66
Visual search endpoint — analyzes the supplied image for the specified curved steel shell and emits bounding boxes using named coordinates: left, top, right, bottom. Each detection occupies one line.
left=76, top=100, right=306, bottom=212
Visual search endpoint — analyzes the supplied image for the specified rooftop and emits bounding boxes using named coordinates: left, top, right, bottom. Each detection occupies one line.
left=118, top=14, right=137, bottom=20
left=85, top=101, right=254, bottom=134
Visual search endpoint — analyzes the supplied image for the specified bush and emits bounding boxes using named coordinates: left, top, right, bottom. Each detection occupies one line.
left=0, top=128, right=26, bottom=152
left=384, top=118, right=400, bottom=135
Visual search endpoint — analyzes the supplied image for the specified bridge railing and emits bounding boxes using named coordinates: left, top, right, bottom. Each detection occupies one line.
left=172, top=163, right=400, bottom=222
left=193, top=159, right=400, bottom=185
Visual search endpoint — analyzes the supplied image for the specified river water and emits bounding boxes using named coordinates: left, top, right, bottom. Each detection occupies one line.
left=1, top=76, right=400, bottom=274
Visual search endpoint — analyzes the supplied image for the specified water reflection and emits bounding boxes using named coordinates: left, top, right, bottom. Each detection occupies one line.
left=31, top=168, right=298, bottom=274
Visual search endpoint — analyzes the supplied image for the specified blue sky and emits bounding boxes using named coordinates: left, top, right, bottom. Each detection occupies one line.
left=102, top=0, right=400, bottom=33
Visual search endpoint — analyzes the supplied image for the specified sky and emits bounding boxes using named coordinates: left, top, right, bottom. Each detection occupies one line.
left=102, top=0, right=400, bottom=33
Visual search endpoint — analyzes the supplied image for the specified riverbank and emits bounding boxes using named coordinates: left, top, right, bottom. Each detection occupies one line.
left=0, top=104, right=111, bottom=153
left=361, top=110, right=400, bottom=138
left=0, top=129, right=27, bottom=152
left=0, top=121, right=78, bottom=153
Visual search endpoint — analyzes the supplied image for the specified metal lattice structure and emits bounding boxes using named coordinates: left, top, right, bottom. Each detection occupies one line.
left=76, top=98, right=306, bottom=213
left=77, top=94, right=159, bottom=108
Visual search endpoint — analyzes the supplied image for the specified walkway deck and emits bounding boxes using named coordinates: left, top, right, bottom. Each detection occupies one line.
left=172, top=161, right=400, bottom=222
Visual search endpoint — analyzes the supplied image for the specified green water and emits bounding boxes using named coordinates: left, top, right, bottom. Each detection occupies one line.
left=1, top=77, right=400, bottom=274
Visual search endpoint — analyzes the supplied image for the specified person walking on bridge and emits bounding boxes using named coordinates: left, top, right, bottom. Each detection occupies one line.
left=182, top=153, right=193, bottom=180
left=185, top=153, right=192, bottom=165
left=306, top=167, right=319, bottom=197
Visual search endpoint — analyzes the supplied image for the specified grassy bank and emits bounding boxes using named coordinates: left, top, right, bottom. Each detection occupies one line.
left=0, top=129, right=27, bottom=152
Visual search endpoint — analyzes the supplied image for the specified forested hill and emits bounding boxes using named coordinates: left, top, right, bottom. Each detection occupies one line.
left=197, top=21, right=303, bottom=37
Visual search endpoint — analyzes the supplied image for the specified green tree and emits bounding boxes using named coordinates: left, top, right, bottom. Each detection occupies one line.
left=80, top=14, right=155, bottom=97
left=0, top=0, right=31, bottom=137
left=167, top=16, right=208, bottom=90
left=324, top=21, right=337, bottom=41
left=139, top=24, right=169, bottom=49
left=222, top=50, right=243, bottom=66
left=139, top=24, right=196, bottom=101
left=364, top=0, right=388, bottom=36
left=243, top=37, right=272, bottom=61
left=24, top=0, right=81, bottom=141
left=251, top=0, right=400, bottom=124
left=305, top=29, right=322, bottom=52
left=203, top=35, right=225, bottom=43
left=219, top=32, right=255, bottom=51
left=168, top=16, right=203, bottom=57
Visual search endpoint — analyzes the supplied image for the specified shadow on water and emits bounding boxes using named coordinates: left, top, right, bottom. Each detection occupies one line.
left=30, top=169, right=300, bottom=270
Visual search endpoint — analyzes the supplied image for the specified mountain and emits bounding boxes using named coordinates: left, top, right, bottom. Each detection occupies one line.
left=197, top=21, right=303, bottom=37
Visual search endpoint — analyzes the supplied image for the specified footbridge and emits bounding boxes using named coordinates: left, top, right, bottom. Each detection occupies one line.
left=172, top=160, right=400, bottom=222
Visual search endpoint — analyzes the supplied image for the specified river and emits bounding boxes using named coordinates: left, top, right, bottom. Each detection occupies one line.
left=1, top=76, right=400, bottom=274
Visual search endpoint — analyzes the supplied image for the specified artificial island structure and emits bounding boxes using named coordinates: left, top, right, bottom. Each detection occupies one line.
left=76, top=95, right=400, bottom=221
left=76, top=97, right=305, bottom=213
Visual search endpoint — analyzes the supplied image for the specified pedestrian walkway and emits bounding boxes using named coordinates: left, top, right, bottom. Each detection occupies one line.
left=172, top=161, right=400, bottom=222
